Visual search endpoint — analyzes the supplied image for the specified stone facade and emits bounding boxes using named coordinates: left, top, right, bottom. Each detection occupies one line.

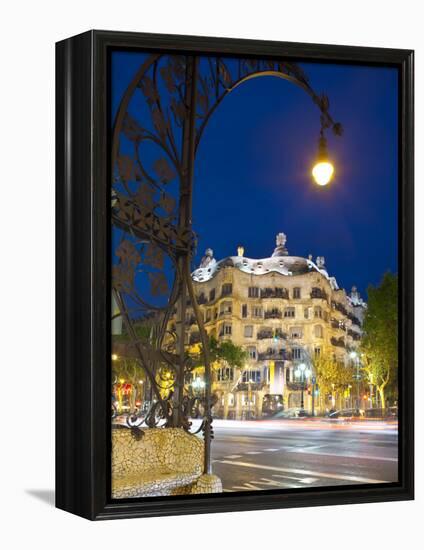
left=112, top=427, right=221, bottom=498
left=182, top=233, right=367, bottom=418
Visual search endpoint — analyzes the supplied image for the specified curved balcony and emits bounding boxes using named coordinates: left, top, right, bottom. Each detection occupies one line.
left=331, top=336, right=346, bottom=348
left=257, top=330, right=274, bottom=340
left=264, top=310, right=282, bottom=319
left=257, top=349, right=287, bottom=361
left=332, top=301, right=348, bottom=316
left=311, top=289, right=328, bottom=301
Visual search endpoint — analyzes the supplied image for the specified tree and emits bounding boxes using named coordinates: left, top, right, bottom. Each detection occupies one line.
left=208, top=336, right=248, bottom=368
left=190, top=336, right=248, bottom=384
left=314, top=354, right=355, bottom=407
left=360, top=272, right=398, bottom=409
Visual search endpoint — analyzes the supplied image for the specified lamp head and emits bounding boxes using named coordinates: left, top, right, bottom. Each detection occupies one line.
left=312, top=135, right=334, bottom=186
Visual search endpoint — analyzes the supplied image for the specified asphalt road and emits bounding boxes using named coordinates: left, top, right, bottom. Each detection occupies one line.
left=208, top=419, right=398, bottom=492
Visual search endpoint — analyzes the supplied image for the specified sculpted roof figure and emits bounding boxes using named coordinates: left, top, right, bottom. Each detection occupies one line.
left=200, top=248, right=215, bottom=268
left=272, top=232, right=288, bottom=257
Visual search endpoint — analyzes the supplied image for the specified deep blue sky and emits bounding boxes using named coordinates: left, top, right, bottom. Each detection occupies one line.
left=112, top=52, right=398, bottom=299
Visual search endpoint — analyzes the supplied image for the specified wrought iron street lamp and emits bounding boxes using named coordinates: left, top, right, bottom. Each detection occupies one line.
left=295, top=363, right=311, bottom=414
left=111, top=54, right=343, bottom=476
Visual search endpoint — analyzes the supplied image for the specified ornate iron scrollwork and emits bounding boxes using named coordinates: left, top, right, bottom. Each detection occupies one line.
left=111, top=53, right=341, bottom=475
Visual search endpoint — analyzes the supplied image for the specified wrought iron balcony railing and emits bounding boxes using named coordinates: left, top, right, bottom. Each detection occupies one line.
left=331, top=336, right=346, bottom=348
left=264, top=310, right=282, bottom=319
left=257, top=350, right=287, bottom=361
left=260, top=288, right=289, bottom=299
left=286, top=382, right=307, bottom=391
left=347, top=313, right=361, bottom=327
left=332, top=301, right=348, bottom=316
left=257, top=330, right=274, bottom=340
left=310, top=289, right=328, bottom=301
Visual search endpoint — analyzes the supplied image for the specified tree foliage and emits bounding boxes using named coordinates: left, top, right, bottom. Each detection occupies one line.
left=360, top=272, right=398, bottom=407
left=208, top=336, right=248, bottom=368
left=314, top=354, right=355, bottom=397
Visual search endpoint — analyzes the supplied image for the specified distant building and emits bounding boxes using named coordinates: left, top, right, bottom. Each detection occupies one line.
left=183, top=233, right=367, bottom=419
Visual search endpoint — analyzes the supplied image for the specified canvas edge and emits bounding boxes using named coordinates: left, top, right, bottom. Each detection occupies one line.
left=55, top=30, right=414, bottom=521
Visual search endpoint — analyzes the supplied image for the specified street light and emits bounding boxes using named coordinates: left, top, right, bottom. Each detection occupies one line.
left=192, top=376, right=205, bottom=393
left=312, top=134, right=334, bottom=186
left=295, top=363, right=311, bottom=415
left=349, top=351, right=361, bottom=410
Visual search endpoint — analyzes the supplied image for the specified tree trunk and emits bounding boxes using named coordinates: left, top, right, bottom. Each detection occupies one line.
left=378, top=386, right=386, bottom=410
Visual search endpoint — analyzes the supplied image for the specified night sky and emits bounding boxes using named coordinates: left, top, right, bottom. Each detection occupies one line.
left=112, top=52, right=398, bottom=299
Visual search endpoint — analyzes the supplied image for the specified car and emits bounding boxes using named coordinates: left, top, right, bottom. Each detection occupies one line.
left=262, top=393, right=284, bottom=416
left=364, top=406, right=398, bottom=419
left=271, top=407, right=304, bottom=419
left=327, top=408, right=363, bottom=419
left=387, top=406, right=398, bottom=418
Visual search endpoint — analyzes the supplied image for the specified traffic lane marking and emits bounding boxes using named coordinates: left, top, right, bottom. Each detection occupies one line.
left=228, top=475, right=319, bottom=492
left=216, top=459, right=391, bottom=484
left=286, top=448, right=398, bottom=462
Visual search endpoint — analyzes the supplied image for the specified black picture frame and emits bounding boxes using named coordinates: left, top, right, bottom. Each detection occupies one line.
left=56, top=30, right=414, bottom=520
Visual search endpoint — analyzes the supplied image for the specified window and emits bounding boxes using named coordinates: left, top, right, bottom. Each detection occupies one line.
left=275, top=287, right=287, bottom=298
left=206, top=309, right=211, bottom=322
left=244, top=325, right=254, bottom=338
left=314, top=324, right=323, bottom=338
left=292, top=348, right=302, bottom=360
left=209, top=288, right=215, bottom=301
left=242, top=304, right=248, bottom=318
left=286, top=368, right=291, bottom=383
left=217, top=366, right=234, bottom=381
left=252, top=306, right=263, bottom=318
left=248, top=286, right=260, bottom=298
left=314, top=347, right=321, bottom=358
left=219, top=323, right=232, bottom=336
left=293, top=287, right=301, bottom=299
left=222, top=283, right=232, bottom=296
left=242, top=370, right=261, bottom=383
left=284, top=307, right=295, bottom=318
left=220, top=301, right=232, bottom=315
left=314, top=306, right=323, bottom=318
left=290, top=326, right=303, bottom=339
left=247, top=346, right=257, bottom=359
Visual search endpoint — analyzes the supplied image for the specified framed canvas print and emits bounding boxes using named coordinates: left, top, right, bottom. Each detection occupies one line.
left=56, top=30, right=414, bottom=520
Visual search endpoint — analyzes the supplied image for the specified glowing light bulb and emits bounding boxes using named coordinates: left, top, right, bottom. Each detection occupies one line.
left=312, top=161, right=334, bottom=186
left=312, top=133, right=335, bottom=186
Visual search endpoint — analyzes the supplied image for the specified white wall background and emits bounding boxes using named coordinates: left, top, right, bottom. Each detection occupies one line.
left=1, top=0, right=422, bottom=546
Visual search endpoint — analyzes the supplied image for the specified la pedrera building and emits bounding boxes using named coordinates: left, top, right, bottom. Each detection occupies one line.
left=185, top=233, right=367, bottom=419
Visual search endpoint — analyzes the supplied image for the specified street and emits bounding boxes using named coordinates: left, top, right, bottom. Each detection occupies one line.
left=208, top=419, right=398, bottom=492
